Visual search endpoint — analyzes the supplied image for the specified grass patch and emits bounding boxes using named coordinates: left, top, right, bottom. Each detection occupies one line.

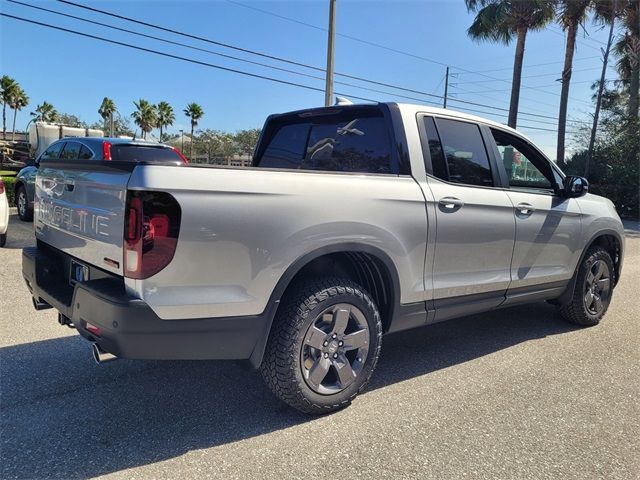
left=1, top=176, right=17, bottom=207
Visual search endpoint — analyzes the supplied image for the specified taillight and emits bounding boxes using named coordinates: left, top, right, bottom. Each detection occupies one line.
left=103, top=141, right=112, bottom=160
left=0, top=179, right=4, bottom=194
left=123, top=191, right=181, bottom=279
left=171, top=146, right=189, bottom=165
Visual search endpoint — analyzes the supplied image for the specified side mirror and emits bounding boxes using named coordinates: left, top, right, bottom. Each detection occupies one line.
left=562, top=175, right=589, bottom=198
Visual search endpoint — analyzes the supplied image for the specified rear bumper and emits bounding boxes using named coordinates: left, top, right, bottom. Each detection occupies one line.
left=22, top=245, right=269, bottom=362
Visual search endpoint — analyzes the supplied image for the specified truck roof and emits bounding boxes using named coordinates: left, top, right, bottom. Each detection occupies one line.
left=269, top=102, right=534, bottom=145
left=391, top=102, right=530, bottom=141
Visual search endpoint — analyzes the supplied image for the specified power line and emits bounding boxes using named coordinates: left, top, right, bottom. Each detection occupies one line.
left=5, top=0, right=443, bottom=105
left=226, top=0, right=600, bottom=77
left=0, top=12, right=380, bottom=104
left=456, top=66, right=603, bottom=84
left=458, top=56, right=601, bottom=74
left=56, top=0, right=593, bottom=107
left=8, top=0, right=329, bottom=82
left=225, top=0, right=453, bottom=69
left=2, top=8, right=592, bottom=128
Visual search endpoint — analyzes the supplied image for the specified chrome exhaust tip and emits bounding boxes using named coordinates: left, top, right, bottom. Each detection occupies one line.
left=91, top=343, right=117, bottom=364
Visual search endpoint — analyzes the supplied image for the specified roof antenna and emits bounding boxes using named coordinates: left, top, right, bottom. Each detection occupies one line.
left=335, top=96, right=353, bottom=106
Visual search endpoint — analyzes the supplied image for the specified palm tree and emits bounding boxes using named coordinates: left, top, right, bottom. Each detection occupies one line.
left=131, top=99, right=157, bottom=139
left=98, top=97, right=116, bottom=137
left=614, top=0, right=639, bottom=122
left=9, top=88, right=29, bottom=141
left=156, top=101, right=175, bottom=142
left=32, top=102, right=58, bottom=123
left=556, top=0, right=593, bottom=168
left=465, top=0, right=555, bottom=128
left=1, top=75, right=18, bottom=139
left=183, top=102, right=204, bottom=159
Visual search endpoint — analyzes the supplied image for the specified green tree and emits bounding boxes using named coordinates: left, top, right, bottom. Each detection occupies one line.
left=32, top=101, right=58, bottom=123
left=613, top=0, right=639, bottom=122
left=90, top=113, right=134, bottom=137
left=1, top=75, right=18, bottom=139
left=9, top=87, right=29, bottom=141
left=465, top=0, right=555, bottom=128
left=156, top=101, right=175, bottom=142
left=98, top=97, right=116, bottom=137
left=56, top=113, right=86, bottom=128
left=183, top=102, right=204, bottom=159
left=567, top=83, right=639, bottom=218
left=234, top=128, right=261, bottom=157
left=556, top=0, right=593, bottom=168
left=131, top=99, right=157, bottom=139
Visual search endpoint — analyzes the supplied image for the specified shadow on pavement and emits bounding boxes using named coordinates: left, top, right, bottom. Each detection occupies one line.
left=1, top=215, right=35, bottom=250
left=0, top=302, right=576, bottom=479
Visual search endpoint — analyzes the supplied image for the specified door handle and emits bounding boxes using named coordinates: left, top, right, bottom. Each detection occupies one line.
left=438, top=197, right=464, bottom=210
left=516, top=203, right=535, bottom=216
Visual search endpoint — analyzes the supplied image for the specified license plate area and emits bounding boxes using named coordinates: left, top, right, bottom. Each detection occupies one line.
left=69, top=259, right=90, bottom=286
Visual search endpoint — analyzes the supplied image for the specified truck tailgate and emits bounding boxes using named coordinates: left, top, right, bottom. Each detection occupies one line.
left=35, top=161, right=131, bottom=275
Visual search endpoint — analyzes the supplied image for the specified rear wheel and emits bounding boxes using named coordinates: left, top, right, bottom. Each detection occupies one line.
left=260, top=277, right=382, bottom=414
left=0, top=233, right=6, bottom=247
left=16, top=185, right=32, bottom=222
left=559, top=246, right=614, bottom=326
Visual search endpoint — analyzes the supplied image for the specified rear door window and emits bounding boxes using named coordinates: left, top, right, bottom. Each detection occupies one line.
left=256, top=110, right=394, bottom=174
left=79, top=145, right=93, bottom=160
left=40, top=142, right=64, bottom=160
left=434, top=118, right=493, bottom=187
left=59, top=141, right=81, bottom=160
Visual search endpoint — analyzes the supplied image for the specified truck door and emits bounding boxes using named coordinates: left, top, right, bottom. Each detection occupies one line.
left=417, top=116, right=516, bottom=321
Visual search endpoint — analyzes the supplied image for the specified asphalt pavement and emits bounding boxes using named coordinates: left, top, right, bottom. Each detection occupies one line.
left=1, top=215, right=638, bottom=479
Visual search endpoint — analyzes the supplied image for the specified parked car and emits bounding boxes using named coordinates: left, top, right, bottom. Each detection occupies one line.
left=14, top=137, right=188, bottom=221
left=22, top=103, right=624, bottom=414
left=0, top=178, right=8, bottom=247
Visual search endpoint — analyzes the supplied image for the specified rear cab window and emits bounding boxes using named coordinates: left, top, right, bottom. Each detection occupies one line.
left=255, top=107, right=396, bottom=174
left=110, top=145, right=183, bottom=164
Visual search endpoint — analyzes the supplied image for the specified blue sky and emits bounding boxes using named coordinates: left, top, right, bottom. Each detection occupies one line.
left=1, top=0, right=618, bottom=158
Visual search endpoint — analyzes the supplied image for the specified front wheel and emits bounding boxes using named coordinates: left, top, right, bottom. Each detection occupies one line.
left=16, top=185, right=32, bottom=222
left=559, top=246, right=615, bottom=326
left=260, top=277, right=382, bottom=414
left=0, top=233, right=6, bottom=247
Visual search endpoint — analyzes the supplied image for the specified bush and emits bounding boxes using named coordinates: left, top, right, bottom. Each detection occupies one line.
left=1, top=176, right=17, bottom=207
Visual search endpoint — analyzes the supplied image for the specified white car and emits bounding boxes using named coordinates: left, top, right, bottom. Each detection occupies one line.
left=0, top=178, right=8, bottom=247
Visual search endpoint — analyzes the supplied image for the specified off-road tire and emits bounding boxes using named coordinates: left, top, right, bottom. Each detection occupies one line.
left=559, top=246, right=615, bottom=326
left=260, top=277, right=382, bottom=415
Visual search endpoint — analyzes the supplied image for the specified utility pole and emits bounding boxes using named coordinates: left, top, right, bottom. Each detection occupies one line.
left=443, top=66, right=449, bottom=108
left=324, top=0, right=336, bottom=107
left=585, top=17, right=615, bottom=179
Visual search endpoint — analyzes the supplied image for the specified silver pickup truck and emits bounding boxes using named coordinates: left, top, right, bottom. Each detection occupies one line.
left=23, top=103, right=625, bottom=414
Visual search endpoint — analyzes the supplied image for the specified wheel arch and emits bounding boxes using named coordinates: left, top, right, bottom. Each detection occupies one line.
left=557, top=229, right=624, bottom=304
left=249, top=243, right=402, bottom=368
